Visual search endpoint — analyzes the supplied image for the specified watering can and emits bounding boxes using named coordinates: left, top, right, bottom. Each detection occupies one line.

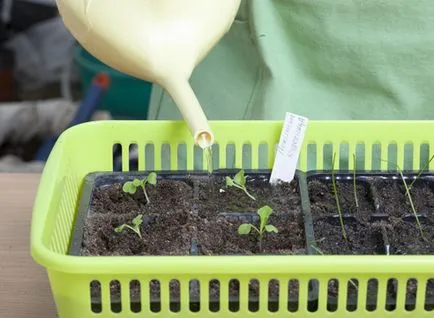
left=55, top=0, right=242, bottom=148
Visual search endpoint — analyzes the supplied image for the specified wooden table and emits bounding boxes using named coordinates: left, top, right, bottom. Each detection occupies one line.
left=0, top=174, right=56, bottom=317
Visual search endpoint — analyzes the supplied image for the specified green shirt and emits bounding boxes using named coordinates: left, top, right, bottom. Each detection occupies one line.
left=149, top=0, right=434, bottom=121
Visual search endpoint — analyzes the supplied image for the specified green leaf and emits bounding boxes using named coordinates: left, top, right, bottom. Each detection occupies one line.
left=238, top=223, right=252, bottom=235
left=265, top=224, right=278, bottom=233
left=132, top=179, right=142, bottom=187
left=234, top=170, right=245, bottom=186
left=114, top=224, right=125, bottom=233
left=147, top=172, right=157, bottom=185
left=258, top=205, right=273, bottom=229
left=132, top=215, right=143, bottom=226
left=225, top=176, right=234, bottom=186
left=122, top=181, right=137, bottom=194
left=258, top=205, right=272, bottom=220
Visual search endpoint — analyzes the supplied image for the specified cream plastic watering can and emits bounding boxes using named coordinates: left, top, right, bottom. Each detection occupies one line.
left=55, top=0, right=241, bottom=148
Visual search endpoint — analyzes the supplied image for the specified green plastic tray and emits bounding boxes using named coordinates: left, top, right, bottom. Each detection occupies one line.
left=31, top=120, right=434, bottom=317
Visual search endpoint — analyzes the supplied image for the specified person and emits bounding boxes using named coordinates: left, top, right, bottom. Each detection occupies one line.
left=148, top=0, right=434, bottom=122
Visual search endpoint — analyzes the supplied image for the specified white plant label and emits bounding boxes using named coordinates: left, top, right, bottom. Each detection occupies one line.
left=270, top=112, right=308, bottom=184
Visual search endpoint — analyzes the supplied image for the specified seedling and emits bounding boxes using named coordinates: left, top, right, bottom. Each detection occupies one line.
left=408, top=153, right=434, bottom=190
left=114, top=214, right=143, bottom=238
left=399, top=171, right=425, bottom=239
left=123, top=172, right=157, bottom=204
left=331, top=153, right=347, bottom=241
left=238, top=205, right=278, bottom=251
left=310, top=244, right=325, bottom=255
left=380, top=159, right=425, bottom=240
left=353, top=153, right=359, bottom=208
left=225, top=169, right=256, bottom=200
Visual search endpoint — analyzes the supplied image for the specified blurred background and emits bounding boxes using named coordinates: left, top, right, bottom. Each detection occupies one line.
left=0, top=0, right=153, bottom=172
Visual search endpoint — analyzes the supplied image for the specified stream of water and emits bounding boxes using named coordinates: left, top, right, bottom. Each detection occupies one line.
left=204, top=146, right=213, bottom=174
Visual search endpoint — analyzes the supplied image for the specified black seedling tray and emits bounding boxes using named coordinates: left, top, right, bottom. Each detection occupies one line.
left=70, top=170, right=198, bottom=256
left=70, top=169, right=310, bottom=255
left=304, top=171, right=434, bottom=231
left=70, top=169, right=319, bottom=308
left=302, top=170, right=434, bottom=308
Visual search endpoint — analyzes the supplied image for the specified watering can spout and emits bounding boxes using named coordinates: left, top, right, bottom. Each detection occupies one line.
left=164, top=79, right=214, bottom=148
left=55, top=0, right=242, bottom=147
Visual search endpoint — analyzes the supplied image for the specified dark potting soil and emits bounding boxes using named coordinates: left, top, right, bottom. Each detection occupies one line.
left=196, top=175, right=301, bottom=216
left=82, top=173, right=305, bottom=302
left=310, top=219, right=382, bottom=255
left=195, top=175, right=305, bottom=256
left=82, top=176, right=304, bottom=256
left=407, top=179, right=434, bottom=223
left=308, top=179, right=374, bottom=222
left=373, top=179, right=408, bottom=218
left=82, top=179, right=194, bottom=256
left=308, top=178, right=434, bottom=255
left=196, top=214, right=305, bottom=255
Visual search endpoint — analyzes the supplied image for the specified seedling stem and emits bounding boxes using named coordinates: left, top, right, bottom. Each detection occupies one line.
left=122, top=172, right=157, bottom=204
left=238, top=205, right=278, bottom=251
left=400, top=170, right=425, bottom=239
left=114, top=214, right=143, bottom=238
left=310, top=244, right=324, bottom=255
left=408, top=154, right=434, bottom=190
left=380, top=159, right=425, bottom=240
left=332, top=153, right=347, bottom=241
left=226, top=169, right=256, bottom=200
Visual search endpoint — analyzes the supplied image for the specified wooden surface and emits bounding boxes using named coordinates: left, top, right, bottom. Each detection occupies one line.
left=0, top=173, right=56, bottom=317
